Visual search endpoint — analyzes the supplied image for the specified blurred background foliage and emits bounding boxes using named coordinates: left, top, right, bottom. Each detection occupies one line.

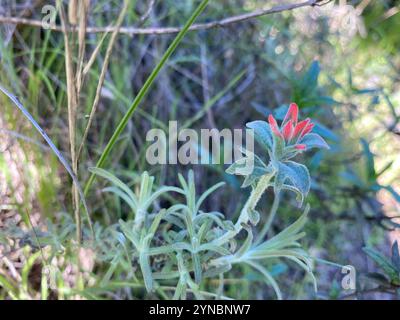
left=0, top=0, right=399, bottom=299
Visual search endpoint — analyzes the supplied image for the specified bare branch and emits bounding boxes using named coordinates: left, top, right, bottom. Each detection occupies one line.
left=0, top=0, right=323, bottom=36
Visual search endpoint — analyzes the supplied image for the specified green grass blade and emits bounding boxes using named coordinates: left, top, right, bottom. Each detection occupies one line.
left=84, top=0, right=209, bottom=195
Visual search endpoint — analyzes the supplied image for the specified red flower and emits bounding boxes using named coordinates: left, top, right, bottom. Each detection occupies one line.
left=268, top=103, right=317, bottom=151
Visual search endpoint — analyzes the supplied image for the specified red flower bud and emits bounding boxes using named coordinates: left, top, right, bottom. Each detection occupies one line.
left=292, top=118, right=310, bottom=140
left=300, top=123, right=314, bottom=138
left=282, top=120, right=293, bottom=141
left=268, top=114, right=283, bottom=138
left=282, top=103, right=299, bottom=126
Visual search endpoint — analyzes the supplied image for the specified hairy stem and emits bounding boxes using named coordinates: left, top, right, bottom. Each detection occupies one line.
left=211, top=173, right=274, bottom=247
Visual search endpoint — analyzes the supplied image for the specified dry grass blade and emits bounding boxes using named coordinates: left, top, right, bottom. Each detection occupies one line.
left=58, top=0, right=81, bottom=242
left=76, top=0, right=91, bottom=95
left=82, top=31, right=109, bottom=76
left=68, top=0, right=78, bottom=25
left=77, top=0, right=130, bottom=160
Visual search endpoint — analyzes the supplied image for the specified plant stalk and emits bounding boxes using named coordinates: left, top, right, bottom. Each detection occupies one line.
left=211, top=173, right=274, bottom=247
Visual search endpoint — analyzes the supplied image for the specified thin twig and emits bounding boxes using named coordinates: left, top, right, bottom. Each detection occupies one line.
left=0, top=0, right=322, bottom=36
left=138, top=0, right=156, bottom=25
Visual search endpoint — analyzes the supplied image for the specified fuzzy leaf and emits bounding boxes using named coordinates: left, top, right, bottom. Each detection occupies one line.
left=226, top=156, right=254, bottom=176
left=300, top=133, right=329, bottom=150
left=241, top=165, right=271, bottom=188
left=275, top=161, right=310, bottom=198
left=246, top=120, right=273, bottom=150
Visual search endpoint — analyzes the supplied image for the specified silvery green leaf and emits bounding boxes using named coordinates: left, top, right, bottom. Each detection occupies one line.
left=91, top=167, right=138, bottom=207
left=192, top=252, right=202, bottom=284
left=226, top=156, right=254, bottom=176
left=173, top=280, right=187, bottom=300
left=139, top=249, right=154, bottom=292
left=115, top=232, right=126, bottom=246
left=102, top=186, right=137, bottom=214
left=186, top=277, right=205, bottom=300
left=148, top=245, right=175, bottom=255
left=203, top=263, right=232, bottom=278
left=172, top=242, right=192, bottom=252
left=198, top=220, right=213, bottom=243
left=300, top=133, right=329, bottom=150
left=275, top=161, right=310, bottom=198
left=194, top=212, right=227, bottom=230
left=148, top=209, right=167, bottom=235
left=241, top=174, right=257, bottom=188
left=246, top=120, right=273, bottom=150
left=198, top=243, right=231, bottom=256
left=119, top=219, right=140, bottom=249
left=255, top=205, right=309, bottom=252
left=153, top=271, right=181, bottom=280
left=286, top=255, right=318, bottom=292
left=195, top=182, right=225, bottom=212
left=143, top=186, right=185, bottom=210
left=163, top=215, right=185, bottom=229
left=240, top=163, right=272, bottom=188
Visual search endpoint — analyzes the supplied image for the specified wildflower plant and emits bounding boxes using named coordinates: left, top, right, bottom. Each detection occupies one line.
left=87, top=103, right=329, bottom=299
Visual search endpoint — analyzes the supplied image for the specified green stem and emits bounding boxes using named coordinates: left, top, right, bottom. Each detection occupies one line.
left=84, top=0, right=209, bottom=196
left=254, top=191, right=280, bottom=246
left=211, top=173, right=274, bottom=247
